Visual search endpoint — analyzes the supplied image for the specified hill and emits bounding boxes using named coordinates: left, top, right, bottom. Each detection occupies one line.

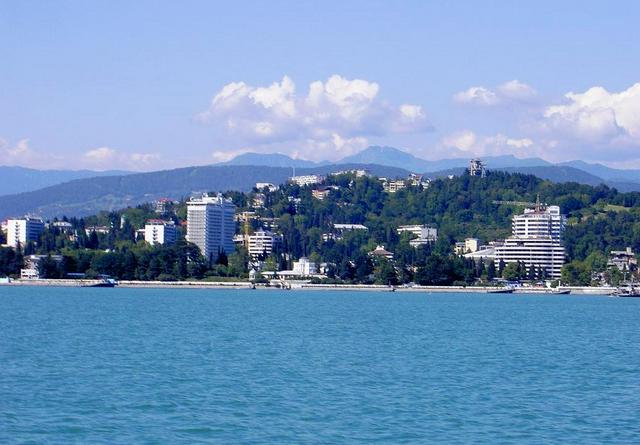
left=0, top=163, right=410, bottom=220
left=221, top=152, right=324, bottom=168
left=0, top=166, right=131, bottom=196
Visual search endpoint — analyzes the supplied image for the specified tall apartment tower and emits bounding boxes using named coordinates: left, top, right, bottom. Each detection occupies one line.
left=186, top=194, right=236, bottom=262
left=6, top=217, right=45, bottom=248
left=495, top=205, right=566, bottom=278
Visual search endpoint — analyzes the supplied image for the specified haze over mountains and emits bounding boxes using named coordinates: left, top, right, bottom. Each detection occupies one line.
left=0, top=145, right=639, bottom=220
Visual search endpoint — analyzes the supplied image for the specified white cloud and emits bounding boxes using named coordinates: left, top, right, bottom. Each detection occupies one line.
left=497, top=80, right=537, bottom=100
left=454, top=80, right=536, bottom=106
left=198, top=74, right=432, bottom=159
left=543, top=83, right=640, bottom=144
left=0, top=138, right=64, bottom=169
left=439, top=130, right=539, bottom=158
left=453, top=87, right=499, bottom=106
left=84, top=146, right=116, bottom=161
left=83, top=147, right=160, bottom=170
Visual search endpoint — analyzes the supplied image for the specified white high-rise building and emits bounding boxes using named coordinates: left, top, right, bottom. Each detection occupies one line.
left=144, top=220, right=177, bottom=246
left=495, top=205, right=566, bottom=278
left=6, top=217, right=45, bottom=248
left=186, top=194, right=236, bottom=262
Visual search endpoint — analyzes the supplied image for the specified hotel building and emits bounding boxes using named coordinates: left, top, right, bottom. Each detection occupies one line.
left=186, top=194, right=236, bottom=262
left=494, top=205, right=566, bottom=278
left=144, top=220, right=177, bottom=246
left=6, top=217, right=45, bottom=248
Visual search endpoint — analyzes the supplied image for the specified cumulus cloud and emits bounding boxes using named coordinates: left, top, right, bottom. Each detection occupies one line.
left=542, top=83, right=640, bottom=145
left=198, top=74, right=432, bottom=159
left=439, top=130, right=537, bottom=158
left=454, top=80, right=536, bottom=106
left=0, top=138, right=64, bottom=169
left=83, top=147, right=160, bottom=170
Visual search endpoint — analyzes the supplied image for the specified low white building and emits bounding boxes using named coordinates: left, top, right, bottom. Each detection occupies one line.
left=608, top=247, right=638, bottom=271
left=52, top=221, right=73, bottom=232
left=382, top=179, right=406, bottom=193
left=20, top=254, right=63, bottom=279
left=85, top=226, right=110, bottom=235
left=290, top=175, right=324, bottom=186
left=275, top=257, right=319, bottom=278
left=6, top=217, right=45, bottom=248
left=255, top=182, right=278, bottom=192
left=144, top=220, right=177, bottom=246
left=397, top=225, right=438, bottom=247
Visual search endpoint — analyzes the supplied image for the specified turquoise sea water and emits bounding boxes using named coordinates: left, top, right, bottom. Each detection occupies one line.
left=1, top=287, right=639, bottom=444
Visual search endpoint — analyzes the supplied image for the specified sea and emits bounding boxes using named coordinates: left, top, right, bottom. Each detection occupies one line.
left=1, top=287, right=639, bottom=444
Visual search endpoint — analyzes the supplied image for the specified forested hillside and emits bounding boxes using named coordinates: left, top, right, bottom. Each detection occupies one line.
left=2, top=171, right=639, bottom=286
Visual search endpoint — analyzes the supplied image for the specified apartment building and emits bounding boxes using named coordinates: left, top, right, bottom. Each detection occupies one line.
left=6, top=217, right=45, bottom=248
left=144, top=220, right=177, bottom=246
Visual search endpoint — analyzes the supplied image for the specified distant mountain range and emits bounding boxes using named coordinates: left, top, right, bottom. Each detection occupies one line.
left=0, top=166, right=130, bottom=196
left=1, top=145, right=639, bottom=219
left=0, top=163, right=410, bottom=220
left=218, top=146, right=640, bottom=183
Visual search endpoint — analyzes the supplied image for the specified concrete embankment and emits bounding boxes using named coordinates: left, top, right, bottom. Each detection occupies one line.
left=0, top=279, right=615, bottom=295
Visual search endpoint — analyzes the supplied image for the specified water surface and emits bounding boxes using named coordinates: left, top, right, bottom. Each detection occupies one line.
left=1, top=287, right=639, bottom=444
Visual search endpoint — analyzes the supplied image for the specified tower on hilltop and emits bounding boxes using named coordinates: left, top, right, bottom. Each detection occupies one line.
left=469, top=158, right=486, bottom=178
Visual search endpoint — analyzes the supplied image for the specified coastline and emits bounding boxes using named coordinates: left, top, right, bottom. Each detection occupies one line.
left=0, top=278, right=616, bottom=295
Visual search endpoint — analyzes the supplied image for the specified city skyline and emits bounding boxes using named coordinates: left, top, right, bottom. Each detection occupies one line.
left=1, top=1, right=639, bottom=171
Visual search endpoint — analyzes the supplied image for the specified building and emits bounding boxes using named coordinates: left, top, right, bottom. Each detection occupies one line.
left=186, top=194, right=236, bottom=262
left=456, top=238, right=479, bottom=254
left=255, top=182, right=278, bottom=192
left=369, top=245, right=394, bottom=260
left=247, top=230, right=280, bottom=259
left=312, top=188, right=331, bottom=200
left=154, top=198, right=172, bottom=214
left=408, top=173, right=431, bottom=188
left=144, top=220, right=177, bottom=246
left=608, top=247, right=638, bottom=272
left=494, top=205, right=566, bottom=278
left=397, top=225, right=438, bottom=247
left=85, top=226, right=110, bottom=235
left=382, top=179, right=406, bottom=193
left=274, top=257, right=319, bottom=279
left=51, top=221, right=73, bottom=232
left=469, top=158, right=486, bottom=177
left=334, top=223, right=368, bottom=232
left=20, top=254, right=63, bottom=279
left=5, top=217, right=45, bottom=248
left=290, top=174, right=324, bottom=186
left=252, top=193, right=266, bottom=208
left=332, top=169, right=370, bottom=178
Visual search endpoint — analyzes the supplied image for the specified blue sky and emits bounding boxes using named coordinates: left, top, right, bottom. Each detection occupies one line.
left=1, top=1, right=639, bottom=170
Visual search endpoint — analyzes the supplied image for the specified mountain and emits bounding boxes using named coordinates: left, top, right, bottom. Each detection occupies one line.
left=560, top=160, right=640, bottom=183
left=499, top=166, right=606, bottom=186
left=222, top=152, right=323, bottom=168
left=338, top=146, right=432, bottom=171
left=221, top=146, right=553, bottom=173
left=0, top=166, right=131, bottom=196
left=0, top=163, right=410, bottom=220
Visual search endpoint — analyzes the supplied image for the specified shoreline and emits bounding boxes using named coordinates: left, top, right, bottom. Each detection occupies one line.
left=0, top=279, right=616, bottom=295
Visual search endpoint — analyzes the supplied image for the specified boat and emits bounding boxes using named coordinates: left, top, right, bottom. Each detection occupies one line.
left=613, top=285, right=640, bottom=297
left=82, top=278, right=117, bottom=288
left=487, top=287, right=514, bottom=294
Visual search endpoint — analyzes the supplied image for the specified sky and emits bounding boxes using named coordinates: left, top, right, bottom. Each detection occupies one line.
left=1, top=0, right=639, bottom=171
